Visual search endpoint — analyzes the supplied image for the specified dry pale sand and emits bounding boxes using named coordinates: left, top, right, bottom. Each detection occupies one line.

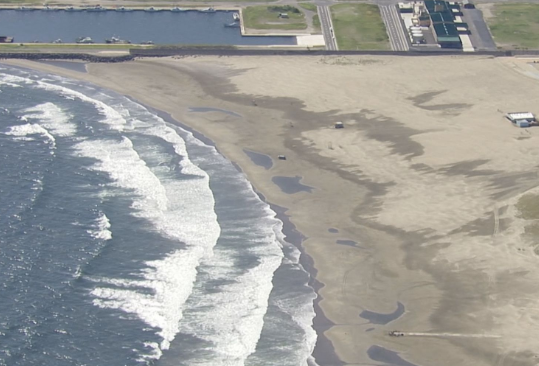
left=6, top=54, right=539, bottom=366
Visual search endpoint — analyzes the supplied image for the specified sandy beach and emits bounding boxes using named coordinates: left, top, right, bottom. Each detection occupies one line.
left=5, top=54, right=539, bottom=365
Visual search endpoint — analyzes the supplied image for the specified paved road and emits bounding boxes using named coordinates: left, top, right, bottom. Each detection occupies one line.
left=379, top=4, right=409, bottom=51
left=318, top=6, right=338, bottom=50
left=462, top=8, right=497, bottom=51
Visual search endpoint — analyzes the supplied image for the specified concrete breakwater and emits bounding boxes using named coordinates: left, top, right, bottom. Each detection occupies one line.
left=0, top=48, right=525, bottom=63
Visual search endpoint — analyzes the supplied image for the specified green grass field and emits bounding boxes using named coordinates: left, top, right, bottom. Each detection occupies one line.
left=243, top=5, right=307, bottom=30
left=488, top=4, right=539, bottom=49
left=298, top=3, right=317, bottom=12
left=298, top=3, right=321, bottom=33
left=313, top=14, right=321, bottom=33
left=331, top=4, right=389, bottom=50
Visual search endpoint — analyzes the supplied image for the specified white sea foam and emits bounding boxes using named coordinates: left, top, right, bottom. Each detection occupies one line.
left=22, top=103, right=76, bottom=137
left=0, top=73, right=30, bottom=87
left=73, top=129, right=220, bottom=353
left=137, top=342, right=163, bottom=362
left=4, top=124, right=56, bottom=148
left=87, top=212, right=112, bottom=241
left=11, top=72, right=318, bottom=364
left=33, top=81, right=128, bottom=131
left=170, top=130, right=318, bottom=366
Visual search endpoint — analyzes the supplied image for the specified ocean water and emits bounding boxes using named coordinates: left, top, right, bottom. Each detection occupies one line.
left=0, top=65, right=318, bottom=366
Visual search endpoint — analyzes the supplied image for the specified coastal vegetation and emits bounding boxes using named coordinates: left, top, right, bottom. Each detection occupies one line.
left=243, top=5, right=307, bottom=30
left=330, top=4, right=389, bottom=50
left=488, top=4, right=539, bottom=49
left=298, top=3, right=321, bottom=32
left=298, top=3, right=317, bottom=12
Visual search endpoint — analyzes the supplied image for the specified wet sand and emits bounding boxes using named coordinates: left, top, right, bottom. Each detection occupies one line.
left=6, top=55, right=539, bottom=366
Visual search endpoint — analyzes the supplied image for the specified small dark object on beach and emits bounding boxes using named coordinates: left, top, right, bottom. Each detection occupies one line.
left=278, top=155, right=286, bottom=160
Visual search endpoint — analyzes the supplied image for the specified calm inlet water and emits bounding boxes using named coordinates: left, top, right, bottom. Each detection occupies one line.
left=0, top=10, right=297, bottom=45
left=0, top=65, right=317, bottom=365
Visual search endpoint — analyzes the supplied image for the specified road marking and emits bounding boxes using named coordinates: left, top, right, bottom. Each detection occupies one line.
left=379, top=5, right=409, bottom=51
left=318, top=6, right=338, bottom=51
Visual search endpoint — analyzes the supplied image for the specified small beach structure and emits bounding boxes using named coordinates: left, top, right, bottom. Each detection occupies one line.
left=335, top=122, right=344, bottom=129
left=0, top=36, right=14, bottom=43
left=506, top=112, right=535, bottom=128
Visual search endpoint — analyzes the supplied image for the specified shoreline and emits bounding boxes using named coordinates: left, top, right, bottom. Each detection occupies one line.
left=1, top=60, right=339, bottom=364
left=144, top=104, right=343, bottom=366
left=5, top=55, right=539, bottom=366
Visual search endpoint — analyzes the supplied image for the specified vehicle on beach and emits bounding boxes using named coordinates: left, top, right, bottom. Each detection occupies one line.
left=76, top=36, right=93, bottom=44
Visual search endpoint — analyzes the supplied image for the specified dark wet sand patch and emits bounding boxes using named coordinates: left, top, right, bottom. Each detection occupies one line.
left=336, top=239, right=357, bottom=247
left=328, top=228, right=339, bottom=233
left=360, top=302, right=405, bottom=325
left=36, top=60, right=87, bottom=73
left=408, top=90, right=447, bottom=105
left=272, top=176, right=313, bottom=194
left=407, top=90, right=471, bottom=114
left=449, top=214, right=495, bottom=237
left=243, top=149, right=273, bottom=170
left=368, top=345, right=418, bottom=366
left=439, top=159, right=498, bottom=177
left=189, top=106, right=241, bottom=117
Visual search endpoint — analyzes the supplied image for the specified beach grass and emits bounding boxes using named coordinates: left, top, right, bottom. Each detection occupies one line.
left=331, top=4, right=389, bottom=50
left=488, top=4, right=539, bottom=49
left=243, top=5, right=307, bottom=30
